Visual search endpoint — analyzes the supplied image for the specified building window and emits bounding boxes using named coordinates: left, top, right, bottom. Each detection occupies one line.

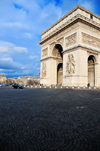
left=90, top=14, right=93, bottom=19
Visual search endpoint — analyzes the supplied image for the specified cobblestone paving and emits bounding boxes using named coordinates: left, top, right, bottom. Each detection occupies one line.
left=0, top=87, right=100, bottom=151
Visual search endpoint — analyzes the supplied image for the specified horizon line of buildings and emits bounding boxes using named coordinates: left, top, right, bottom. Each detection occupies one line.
left=0, top=74, right=40, bottom=85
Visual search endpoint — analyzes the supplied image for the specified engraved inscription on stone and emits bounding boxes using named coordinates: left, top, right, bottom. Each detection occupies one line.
left=42, top=48, right=48, bottom=57
left=66, top=54, right=75, bottom=74
left=65, top=33, right=77, bottom=47
left=42, top=62, right=46, bottom=77
left=82, top=33, right=100, bottom=48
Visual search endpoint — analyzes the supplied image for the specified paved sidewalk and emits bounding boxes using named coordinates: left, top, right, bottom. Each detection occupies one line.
left=0, top=87, right=100, bottom=151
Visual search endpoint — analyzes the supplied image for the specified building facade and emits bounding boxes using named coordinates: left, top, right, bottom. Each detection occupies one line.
left=0, top=74, right=7, bottom=84
left=39, top=5, right=100, bottom=87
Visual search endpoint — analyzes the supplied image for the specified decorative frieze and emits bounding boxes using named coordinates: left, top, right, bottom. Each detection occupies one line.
left=82, top=33, right=100, bottom=48
left=42, top=62, right=46, bottom=77
left=42, top=48, right=48, bottom=57
left=66, top=54, right=75, bottom=74
left=65, top=33, right=77, bottom=47
left=41, top=23, right=79, bottom=48
left=80, top=23, right=100, bottom=35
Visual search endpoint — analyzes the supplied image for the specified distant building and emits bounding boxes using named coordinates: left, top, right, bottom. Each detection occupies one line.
left=11, top=77, right=18, bottom=83
left=5, top=76, right=40, bottom=85
left=18, top=76, right=40, bottom=85
left=0, top=74, right=7, bottom=84
left=18, top=76, right=28, bottom=85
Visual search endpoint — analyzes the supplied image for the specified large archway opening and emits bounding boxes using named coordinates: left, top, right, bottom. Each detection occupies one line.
left=88, top=55, right=96, bottom=87
left=52, top=44, right=63, bottom=85
left=52, top=44, right=63, bottom=59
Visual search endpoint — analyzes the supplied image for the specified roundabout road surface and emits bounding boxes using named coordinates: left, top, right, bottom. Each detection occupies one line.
left=0, top=87, right=100, bottom=151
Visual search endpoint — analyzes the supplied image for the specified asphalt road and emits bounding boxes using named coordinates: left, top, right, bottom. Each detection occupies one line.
left=0, top=87, right=100, bottom=151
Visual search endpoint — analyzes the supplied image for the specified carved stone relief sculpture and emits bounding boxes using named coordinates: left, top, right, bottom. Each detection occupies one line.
left=42, top=48, right=48, bottom=57
left=80, top=23, right=100, bottom=35
left=82, top=33, right=100, bottom=48
left=66, top=54, right=75, bottom=74
left=65, top=33, right=77, bottom=47
left=42, top=62, right=46, bottom=77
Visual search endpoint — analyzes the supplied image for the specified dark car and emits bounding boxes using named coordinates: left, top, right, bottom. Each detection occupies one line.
left=12, top=83, right=23, bottom=89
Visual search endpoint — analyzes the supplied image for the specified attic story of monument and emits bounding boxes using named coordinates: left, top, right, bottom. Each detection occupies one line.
left=39, top=4, right=100, bottom=87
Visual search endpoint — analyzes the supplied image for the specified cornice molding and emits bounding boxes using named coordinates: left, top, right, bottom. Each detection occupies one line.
left=63, top=45, right=100, bottom=54
left=39, top=14, right=100, bottom=45
left=40, top=56, right=62, bottom=61
left=41, top=4, right=100, bottom=36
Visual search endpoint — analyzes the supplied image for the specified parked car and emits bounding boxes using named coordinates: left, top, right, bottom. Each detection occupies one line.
left=12, top=83, right=23, bottom=89
left=4, top=83, right=9, bottom=86
left=0, top=83, right=3, bottom=87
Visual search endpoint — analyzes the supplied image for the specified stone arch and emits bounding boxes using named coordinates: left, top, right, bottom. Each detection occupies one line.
left=88, top=55, right=96, bottom=87
left=52, top=43, right=63, bottom=58
left=87, top=52, right=97, bottom=62
left=51, top=43, right=63, bottom=85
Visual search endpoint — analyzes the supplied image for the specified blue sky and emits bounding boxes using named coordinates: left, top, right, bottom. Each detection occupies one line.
left=0, top=0, right=100, bottom=78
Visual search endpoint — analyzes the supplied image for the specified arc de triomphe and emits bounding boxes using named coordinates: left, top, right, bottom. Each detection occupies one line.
left=39, top=5, right=100, bottom=87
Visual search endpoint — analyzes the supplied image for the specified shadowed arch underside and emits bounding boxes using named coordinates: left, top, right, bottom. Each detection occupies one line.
left=57, top=63, right=63, bottom=85
left=88, top=55, right=96, bottom=87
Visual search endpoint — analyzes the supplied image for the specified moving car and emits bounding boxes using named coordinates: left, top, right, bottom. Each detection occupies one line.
left=12, top=83, right=23, bottom=89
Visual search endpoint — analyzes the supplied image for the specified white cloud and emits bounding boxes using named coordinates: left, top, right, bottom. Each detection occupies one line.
left=24, top=33, right=32, bottom=38
left=0, top=41, right=28, bottom=54
left=0, top=41, right=14, bottom=48
left=14, top=47, right=28, bottom=54
left=0, top=57, right=12, bottom=62
left=0, top=47, right=8, bottom=52
left=78, top=0, right=95, bottom=11
left=2, top=22, right=29, bottom=29
left=29, top=55, right=38, bottom=59
left=0, top=56, right=22, bottom=69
